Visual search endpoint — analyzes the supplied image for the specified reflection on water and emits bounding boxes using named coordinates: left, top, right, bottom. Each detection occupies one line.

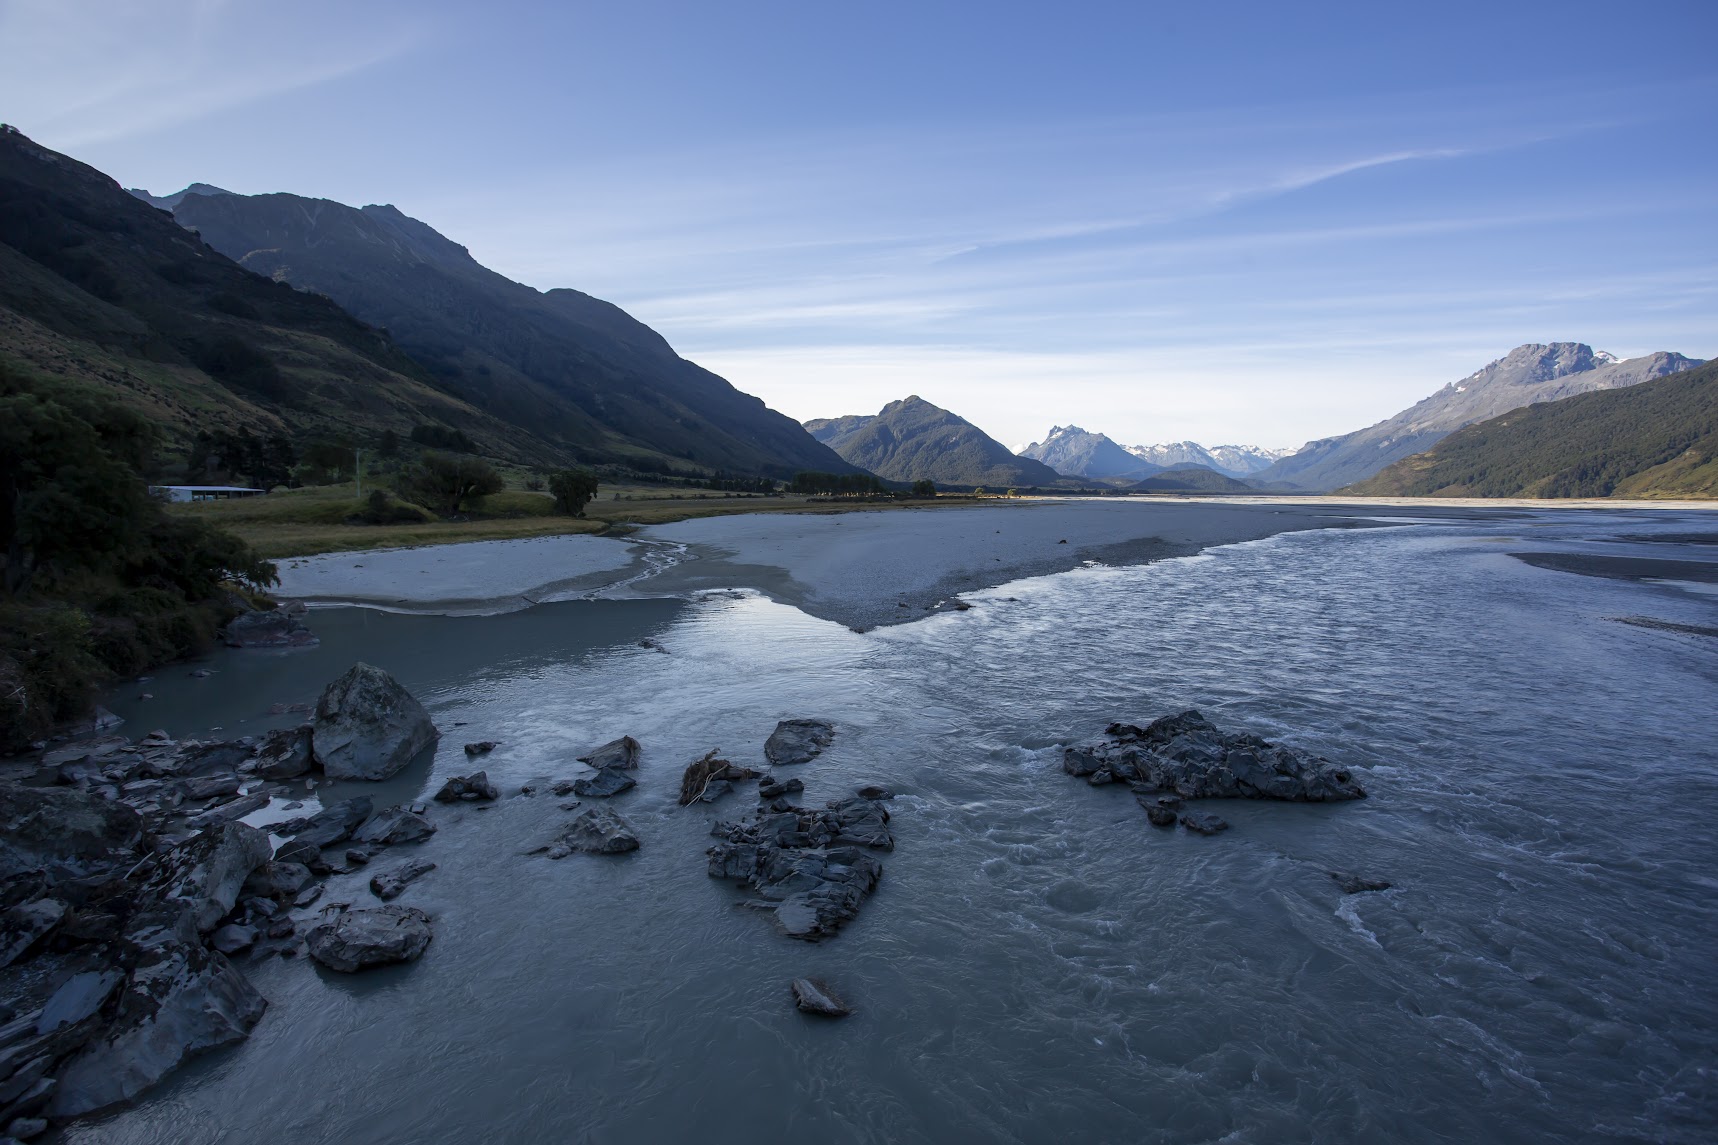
left=72, top=513, right=1718, bottom=1145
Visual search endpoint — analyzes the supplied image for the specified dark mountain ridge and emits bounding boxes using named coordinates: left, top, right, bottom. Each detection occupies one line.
left=806, top=396, right=1065, bottom=488
left=156, top=186, right=856, bottom=478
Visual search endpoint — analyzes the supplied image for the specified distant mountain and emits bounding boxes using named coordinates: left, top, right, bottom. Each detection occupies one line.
left=1255, top=343, right=1703, bottom=491
left=806, top=396, right=1065, bottom=488
left=1124, top=441, right=1288, bottom=477
left=1345, top=359, right=1718, bottom=499
left=140, top=185, right=855, bottom=478
left=0, top=127, right=547, bottom=461
left=1019, top=425, right=1159, bottom=479
left=128, top=183, right=231, bottom=211
left=1131, top=465, right=1258, bottom=493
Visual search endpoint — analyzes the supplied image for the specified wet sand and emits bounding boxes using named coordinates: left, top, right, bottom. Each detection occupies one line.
left=1512, top=551, right=1718, bottom=583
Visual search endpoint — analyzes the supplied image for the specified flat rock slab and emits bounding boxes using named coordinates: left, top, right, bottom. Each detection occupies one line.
left=547, top=808, right=640, bottom=857
left=791, top=977, right=852, bottom=1017
left=577, top=736, right=640, bottom=770
left=306, top=906, right=433, bottom=972
left=370, top=858, right=436, bottom=901
left=572, top=768, right=636, bottom=798
left=764, top=720, right=834, bottom=766
left=354, top=805, right=436, bottom=845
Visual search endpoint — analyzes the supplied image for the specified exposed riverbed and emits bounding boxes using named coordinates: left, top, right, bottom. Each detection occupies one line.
left=72, top=503, right=1718, bottom=1144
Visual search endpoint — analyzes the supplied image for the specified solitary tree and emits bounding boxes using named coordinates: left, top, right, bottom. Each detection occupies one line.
left=396, top=452, right=504, bottom=515
left=911, top=479, right=936, bottom=497
left=548, top=468, right=601, bottom=516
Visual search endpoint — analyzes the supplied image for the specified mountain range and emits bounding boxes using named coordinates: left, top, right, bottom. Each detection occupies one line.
left=806, top=396, right=1065, bottom=488
left=0, top=127, right=554, bottom=463
left=143, top=183, right=854, bottom=478
left=1018, top=426, right=1288, bottom=482
left=1346, top=358, right=1718, bottom=499
left=1254, top=343, right=1703, bottom=491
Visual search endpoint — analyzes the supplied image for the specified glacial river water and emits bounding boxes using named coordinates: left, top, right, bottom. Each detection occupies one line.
left=70, top=509, right=1718, bottom=1144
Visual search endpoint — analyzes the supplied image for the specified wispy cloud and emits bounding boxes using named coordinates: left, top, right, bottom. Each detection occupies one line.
left=0, top=0, right=428, bottom=147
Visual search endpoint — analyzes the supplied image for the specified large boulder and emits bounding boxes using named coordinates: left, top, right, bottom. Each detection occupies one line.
left=577, top=736, right=640, bottom=771
left=311, top=664, right=438, bottom=781
left=47, top=908, right=267, bottom=1118
left=0, top=782, right=144, bottom=882
left=546, top=808, right=640, bottom=857
left=432, top=772, right=497, bottom=802
left=764, top=720, right=834, bottom=766
left=305, top=905, right=433, bottom=972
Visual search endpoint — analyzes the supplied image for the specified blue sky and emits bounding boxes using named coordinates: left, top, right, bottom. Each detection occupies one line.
left=2, top=0, right=1714, bottom=450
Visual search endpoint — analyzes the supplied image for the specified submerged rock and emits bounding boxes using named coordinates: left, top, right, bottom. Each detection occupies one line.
left=1179, top=811, right=1229, bottom=835
left=305, top=905, right=433, bottom=972
left=758, top=776, right=804, bottom=800
left=370, top=858, right=436, bottom=901
left=546, top=808, right=640, bottom=857
left=463, top=741, right=497, bottom=756
left=764, top=720, right=834, bottom=766
left=577, top=735, right=640, bottom=771
left=791, top=977, right=852, bottom=1017
left=433, top=772, right=499, bottom=802
left=311, top=663, right=438, bottom=781
left=572, top=768, right=636, bottom=798
left=1329, top=871, right=1393, bottom=894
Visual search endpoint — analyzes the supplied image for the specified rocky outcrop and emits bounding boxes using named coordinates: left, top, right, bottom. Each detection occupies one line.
left=433, top=773, right=498, bottom=802
left=544, top=808, right=639, bottom=857
left=146, top=822, right=271, bottom=932
left=46, top=908, right=267, bottom=1118
left=222, top=604, right=317, bottom=648
left=305, top=906, right=433, bottom=972
left=0, top=785, right=144, bottom=881
left=764, top=720, right=834, bottom=766
left=790, top=978, right=852, bottom=1017
left=311, top=663, right=438, bottom=781
left=1064, top=711, right=1366, bottom=803
left=707, top=797, right=894, bottom=941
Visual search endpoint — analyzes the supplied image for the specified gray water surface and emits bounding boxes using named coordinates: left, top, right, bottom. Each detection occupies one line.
left=71, top=512, right=1718, bottom=1144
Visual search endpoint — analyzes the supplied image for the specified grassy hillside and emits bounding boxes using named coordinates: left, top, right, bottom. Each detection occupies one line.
left=1131, top=466, right=1257, bottom=493
left=806, top=396, right=1065, bottom=488
left=1345, top=359, right=1718, bottom=499
left=0, top=127, right=561, bottom=468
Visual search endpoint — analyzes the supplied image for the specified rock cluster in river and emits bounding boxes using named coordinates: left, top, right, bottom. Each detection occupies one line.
left=1063, top=710, right=1365, bottom=835
left=0, top=663, right=445, bottom=1132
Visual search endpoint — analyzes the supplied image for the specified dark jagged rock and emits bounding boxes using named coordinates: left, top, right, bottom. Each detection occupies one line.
left=758, top=776, right=804, bottom=800
left=433, top=772, right=499, bottom=802
left=1069, top=711, right=1366, bottom=808
left=369, top=859, right=435, bottom=901
left=1329, top=871, right=1392, bottom=894
left=305, top=905, right=433, bottom=972
left=545, top=808, right=639, bottom=857
left=210, top=924, right=257, bottom=955
left=311, top=663, right=438, bottom=781
left=572, top=769, right=636, bottom=798
left=254, top=725, right=313, bottom=780
left=0, top=783, right=144, bottom=882
left=185, top=792, right=269, bottom=830
left=1144, top=805, right=1178, bottom=827
left=178, top=772, right=241, bottom=801
left=270, top=840, right=328, bottom=875
left=243, top=861, right=313, bottom=900
left=222, top=606, right=317, bottom=648
left=678, top=751, right=759, bottom=805
left=764, top=720, right=834, bottom=766
left=577, top=736, right=640, bottom=770
left=855, top=785, right=894, bottom=800
left=707, top=798, right=893, bottom=941
left=146, top=822, right=271, bottom=932
left=353, top=805, right=436, bottom=845
left=462, top=741, right=497, bottom=756
left=1179, top=812, right=1229, bottom=835
left=1, top=901, right=65, bottom=969
left=47, top=908, right=267, bottom=1118
left=290, top=797, right=374, bottom=848
left=790, top=977, right=852, bottom=1017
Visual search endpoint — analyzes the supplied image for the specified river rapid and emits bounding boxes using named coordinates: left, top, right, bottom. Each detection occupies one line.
left=72, top=508, right=1718, bottom=1144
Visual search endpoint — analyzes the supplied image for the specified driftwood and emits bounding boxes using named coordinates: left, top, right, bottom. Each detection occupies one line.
left=678, top=750, right=759, bottom=806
